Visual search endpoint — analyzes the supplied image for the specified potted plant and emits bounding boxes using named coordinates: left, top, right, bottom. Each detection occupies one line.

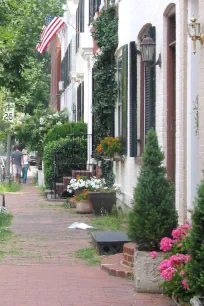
left=128, top=129, right=178, bottom=293
left=67, top=176, right=89, bottom=197
left=75, top=189, right=93, bottom=214
left=87, top=177, right=121, bottom=216
left=151, top=224, right=193, bottom=305
left=96, top=137, right=123, bottom=161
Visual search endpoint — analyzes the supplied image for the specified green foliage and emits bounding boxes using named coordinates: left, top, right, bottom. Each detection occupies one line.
left=91, top=6, right=118, bottom=141
left=128, top=129, right=178, bottom=251
left=90, top=212, right=128, bottom=232
left=0, top=0, right=63, bottom=95
left=101, top=159, right=115, bottom=188
left=44, top=136, right=87, bottom=189
left=43, top=122, right=87, bottom=146
left=14, top=56, right=51, bottom=114
left=0, top=183, right=21, bottom=193
left=75, top=247, right=101, bottom=265
left=188, top=180, right=204, bottom=296
left=12, top=107, right=69, bottom=154
left=0, top=213, right=13, bottom=227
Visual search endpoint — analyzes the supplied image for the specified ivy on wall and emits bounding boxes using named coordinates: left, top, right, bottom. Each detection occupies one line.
left=91, top=6, right=118, bottom=142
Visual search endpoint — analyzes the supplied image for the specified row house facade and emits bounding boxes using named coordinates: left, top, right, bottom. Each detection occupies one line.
left=47, top=0, right=204, bottom=224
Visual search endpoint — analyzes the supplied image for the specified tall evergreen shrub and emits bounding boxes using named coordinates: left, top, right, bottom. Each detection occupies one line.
left=188, top=180, right=204, bottom=295
left=128, top=129, right=178, bottom=251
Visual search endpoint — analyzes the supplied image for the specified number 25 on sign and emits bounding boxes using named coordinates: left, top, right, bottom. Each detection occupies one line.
left=3, top=103, right=15, bottom=123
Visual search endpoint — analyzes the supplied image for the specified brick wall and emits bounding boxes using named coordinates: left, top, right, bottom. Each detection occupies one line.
left=49, top=36, right=61, bottom=111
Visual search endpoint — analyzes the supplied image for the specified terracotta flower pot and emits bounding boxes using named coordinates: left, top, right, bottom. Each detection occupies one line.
left=88, top=191, right=116, bottom=215
left=76, top=200, right=93, bottom=214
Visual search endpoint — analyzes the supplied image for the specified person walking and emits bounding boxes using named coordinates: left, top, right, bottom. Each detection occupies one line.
left=21, top=149, right=30, bottom=184
left=11, top=145, right=23, bottom=184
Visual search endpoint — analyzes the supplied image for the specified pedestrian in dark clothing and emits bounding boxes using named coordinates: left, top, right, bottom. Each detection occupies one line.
left=11, top=145, right=22, bottom=183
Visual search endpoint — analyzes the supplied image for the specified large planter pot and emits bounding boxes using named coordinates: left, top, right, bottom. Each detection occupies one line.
left=88, top=191, right=116, bottom=215
left=76, top=200, right=93, bottom=214
left=134, top=249, right=165, bottom=293
left=190, top=297, right=204, bottom=306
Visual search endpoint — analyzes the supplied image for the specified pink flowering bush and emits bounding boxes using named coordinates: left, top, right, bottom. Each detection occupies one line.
left=150, top=224, right=194, bottom=303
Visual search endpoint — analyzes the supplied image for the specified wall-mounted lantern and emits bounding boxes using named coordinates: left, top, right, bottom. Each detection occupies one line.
left=140, top=34, right=161, bottom=68
left=187, top=15, right=204, bottom=54
left=71, top=103, right=76, bottom=121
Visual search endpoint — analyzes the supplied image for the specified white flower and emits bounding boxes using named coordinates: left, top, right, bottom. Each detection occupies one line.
left=53, top=112, right=60, bottom=118
left=56, top=121, right=62, bottom=126
left=40, top=117, right=44, bottom=125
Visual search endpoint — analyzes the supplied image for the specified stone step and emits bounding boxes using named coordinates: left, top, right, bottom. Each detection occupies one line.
left=101, top=253, right=133, bottom=279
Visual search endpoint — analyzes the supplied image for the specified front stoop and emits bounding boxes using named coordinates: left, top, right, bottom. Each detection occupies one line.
left=101, top=242, right=136, bottom=279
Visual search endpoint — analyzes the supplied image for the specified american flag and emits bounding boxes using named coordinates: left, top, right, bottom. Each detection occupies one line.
left=36, top=16, right=64, bottom=54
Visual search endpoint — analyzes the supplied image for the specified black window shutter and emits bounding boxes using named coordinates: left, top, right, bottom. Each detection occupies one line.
left=129, top=41, right=137, bottom=157
left=145, top=26, right=156, bottom=136
left=80, top=0, right=84, bottom=33
left=122, top=44, right=128, bottom=151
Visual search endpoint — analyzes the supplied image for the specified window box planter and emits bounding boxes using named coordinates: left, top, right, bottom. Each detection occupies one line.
left=76, top=200, right=93, bottom=214
left=113, top=152, right=124, bottom=162
left=134, top=249, right=165, bottom=293
left=88, top=191, right=116, bottom=215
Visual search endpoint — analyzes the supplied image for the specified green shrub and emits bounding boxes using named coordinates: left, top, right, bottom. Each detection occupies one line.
left=44, top=136, right=87, bottom=189
left=128, top=129, right=178, bottom=251
left=188, top=180, right=204, bottom=296
left=43, top=122, right=87, bottom=146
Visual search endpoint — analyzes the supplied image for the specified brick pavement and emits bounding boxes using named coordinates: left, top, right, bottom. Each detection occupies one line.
left=0, top=181, right=175, bottom=306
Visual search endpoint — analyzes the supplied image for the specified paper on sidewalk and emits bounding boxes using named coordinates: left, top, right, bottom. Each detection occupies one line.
left=68, top=222, right=94, bottom=230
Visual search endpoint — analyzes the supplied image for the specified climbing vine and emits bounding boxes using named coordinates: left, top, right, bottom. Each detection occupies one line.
left=91, top=6, right=118, bottom=142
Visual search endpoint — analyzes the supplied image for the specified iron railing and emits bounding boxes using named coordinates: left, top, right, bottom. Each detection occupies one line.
left=52, top=134, right=95, bottom=199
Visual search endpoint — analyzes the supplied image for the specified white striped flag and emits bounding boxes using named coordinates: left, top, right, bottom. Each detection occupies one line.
left=36, top=16, right=65, bottom=54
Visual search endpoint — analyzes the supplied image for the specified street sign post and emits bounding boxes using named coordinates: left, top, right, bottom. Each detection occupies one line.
left=3, top=98, right=15, bottom=176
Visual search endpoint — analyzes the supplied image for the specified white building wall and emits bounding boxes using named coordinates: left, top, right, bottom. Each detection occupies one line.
left=116, top=0, right=190, bottom=222
left=187, top=0, right=199, bottom=220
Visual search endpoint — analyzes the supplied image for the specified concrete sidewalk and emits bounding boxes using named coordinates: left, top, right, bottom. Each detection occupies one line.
left=0, top=181, right=175, bottom=306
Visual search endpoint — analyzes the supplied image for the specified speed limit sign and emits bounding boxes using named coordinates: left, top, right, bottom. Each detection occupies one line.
left=3, top=102, right=15, bottom=122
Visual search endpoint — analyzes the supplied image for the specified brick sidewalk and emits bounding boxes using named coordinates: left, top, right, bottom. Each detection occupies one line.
left=0, top=182, right=175, bottom=306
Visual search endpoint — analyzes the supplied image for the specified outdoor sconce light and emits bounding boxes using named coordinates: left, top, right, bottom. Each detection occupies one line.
left=187, top=15, right=204, bottom=54
left=71, top=103, right=76, bottom=113
left=140, top=34, right=161, bottom=68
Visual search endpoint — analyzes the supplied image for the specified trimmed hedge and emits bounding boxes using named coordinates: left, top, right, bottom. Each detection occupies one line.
left=43, top=122, right=87, bottom=146
left=44, top=136, right=87, bottom=189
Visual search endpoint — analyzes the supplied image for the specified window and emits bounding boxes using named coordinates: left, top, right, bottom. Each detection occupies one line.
left=89, top=0, right=101, bottom=24
left=77, top=81, right=84, bottom=121
left=76, top=0, right=85, bottom=52
left=60, top=41, right=72, bottom=89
